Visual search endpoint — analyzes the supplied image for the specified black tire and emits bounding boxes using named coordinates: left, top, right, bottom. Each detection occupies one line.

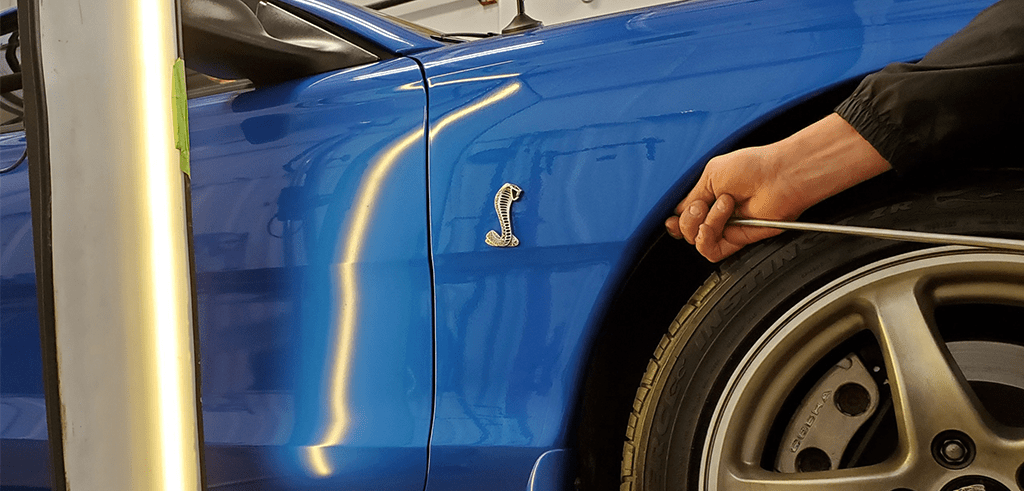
left=622, top=171, right=1024, bottom=491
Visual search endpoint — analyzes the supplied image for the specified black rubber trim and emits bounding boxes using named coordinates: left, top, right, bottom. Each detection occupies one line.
left=182, top=174, right=209, bottom=491
left=17, top=1, right=68, bottom=489
left=174, top=0, right=210, bottom=485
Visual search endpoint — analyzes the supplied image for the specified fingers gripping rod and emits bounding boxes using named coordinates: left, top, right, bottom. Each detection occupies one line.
left=728, top=218, right=1024, bottom=253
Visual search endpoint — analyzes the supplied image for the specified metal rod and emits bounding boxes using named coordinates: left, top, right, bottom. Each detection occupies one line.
left=728, top=218, right=1024, bottom=253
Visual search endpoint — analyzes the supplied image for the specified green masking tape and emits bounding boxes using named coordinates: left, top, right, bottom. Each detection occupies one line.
left=172, top=58, right=190, bottom=176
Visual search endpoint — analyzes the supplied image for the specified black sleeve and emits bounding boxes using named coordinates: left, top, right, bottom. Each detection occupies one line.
left=834, top=0, right=1024, bottom=173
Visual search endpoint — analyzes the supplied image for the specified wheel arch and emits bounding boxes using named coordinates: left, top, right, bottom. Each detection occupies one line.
left=572, top=76, right=904, bottom=490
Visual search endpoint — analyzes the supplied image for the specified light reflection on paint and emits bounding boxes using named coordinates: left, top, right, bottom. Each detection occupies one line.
left=290, top=0, right=408, bottom=44
left=430, top=82, right=521, bottom=141
left=137, top=0, right=198, bottom=488
left=351, top=64, right=422, bottom=82
left=301, top=81, right=522, bottom=476
left=432, top=60, right=514, bottom=79
left=302, top=128, right=421, bottom=476
left=423, top=41, right=544, bottom=69
left=429, top=73, right=520, bottom=88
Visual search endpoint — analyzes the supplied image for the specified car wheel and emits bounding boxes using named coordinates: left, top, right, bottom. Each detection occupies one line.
left=621, top=175, right=1024, bottom=491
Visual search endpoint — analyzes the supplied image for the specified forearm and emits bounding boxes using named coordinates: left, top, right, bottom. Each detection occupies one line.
left=767, top=113, right=892, bottom=213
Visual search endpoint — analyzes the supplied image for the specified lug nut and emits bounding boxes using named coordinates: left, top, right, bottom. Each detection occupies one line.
left=931, top=430, right=975, bottom=469
left=940, top=440, right=967, bottom=463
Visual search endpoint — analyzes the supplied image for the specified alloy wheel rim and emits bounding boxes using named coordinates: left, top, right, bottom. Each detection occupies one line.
left=700, top=247, right=1024, bottom=491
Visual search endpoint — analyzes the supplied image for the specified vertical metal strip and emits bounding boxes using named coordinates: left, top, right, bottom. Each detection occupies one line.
left=17, top=0, right=68, bottom=488
left=30, top=0, right=203, bottom=488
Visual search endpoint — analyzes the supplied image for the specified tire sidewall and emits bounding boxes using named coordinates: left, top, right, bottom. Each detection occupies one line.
left=630, top=173, right=1024, bottom=490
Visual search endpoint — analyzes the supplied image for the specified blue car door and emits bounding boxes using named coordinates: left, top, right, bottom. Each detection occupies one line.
left=187, top=57, right=433, bottom=489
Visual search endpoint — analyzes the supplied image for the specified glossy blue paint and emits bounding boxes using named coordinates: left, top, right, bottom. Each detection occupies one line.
left=0, top=133, right=53, bottom=488
left=0, top=0, right=1003, bottom=489
left=276, top=0, right=444, bottom=55
left=187, top=56, right=433, bottom=488
left=417, top=0, right=994, bottom=488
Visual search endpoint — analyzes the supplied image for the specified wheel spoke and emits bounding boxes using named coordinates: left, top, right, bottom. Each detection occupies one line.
left=696, top=251, right=1024, bottom=491
left=865, top=280, right=992, bottom=449
left=1003, top=426, right=1024, bottom=452
left=718, top=462, right=904, bottom=491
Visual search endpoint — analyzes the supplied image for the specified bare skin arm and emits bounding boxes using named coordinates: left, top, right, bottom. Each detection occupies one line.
left=666, top=113, right=892, bottom=262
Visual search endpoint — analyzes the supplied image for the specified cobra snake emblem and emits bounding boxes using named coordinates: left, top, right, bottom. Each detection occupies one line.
left=485, top=183, right=523, bottom=247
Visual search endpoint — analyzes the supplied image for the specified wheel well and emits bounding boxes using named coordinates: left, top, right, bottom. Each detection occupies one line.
left=572, top=77, right=868, bottom=491
left=575, top=69, right=1024, bottom=488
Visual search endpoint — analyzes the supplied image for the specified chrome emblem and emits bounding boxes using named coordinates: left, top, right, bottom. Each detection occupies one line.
left=955, top=486, right=985, bottom=491
left=485, top=183, right=522, bottom=247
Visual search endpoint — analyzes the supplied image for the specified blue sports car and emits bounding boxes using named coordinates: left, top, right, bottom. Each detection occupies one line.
left=2, top=0, right=1022, bottom=490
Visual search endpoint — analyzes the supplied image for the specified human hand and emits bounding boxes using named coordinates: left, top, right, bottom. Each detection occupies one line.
left=665, top=146, right=802, bottom=262
left=666, top=113, right=892, bottom=262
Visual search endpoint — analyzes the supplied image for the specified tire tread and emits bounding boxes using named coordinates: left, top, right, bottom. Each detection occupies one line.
left=620, top=271, right=724, bottom=490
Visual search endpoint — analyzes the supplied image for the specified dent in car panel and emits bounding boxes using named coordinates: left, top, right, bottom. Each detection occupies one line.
left=163, top=56, right=432, bottom=488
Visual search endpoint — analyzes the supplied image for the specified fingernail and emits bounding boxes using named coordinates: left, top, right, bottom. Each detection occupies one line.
left=689, top=204, right=702, bottom=216
left=717, top=200, right=728, bottom=211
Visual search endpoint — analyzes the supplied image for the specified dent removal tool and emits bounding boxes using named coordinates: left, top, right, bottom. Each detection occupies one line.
left=726, top=218, right=1024, bottom=253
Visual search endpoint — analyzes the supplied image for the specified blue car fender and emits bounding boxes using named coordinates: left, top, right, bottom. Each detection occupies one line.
left=415, top=0, right=994, bottom=488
